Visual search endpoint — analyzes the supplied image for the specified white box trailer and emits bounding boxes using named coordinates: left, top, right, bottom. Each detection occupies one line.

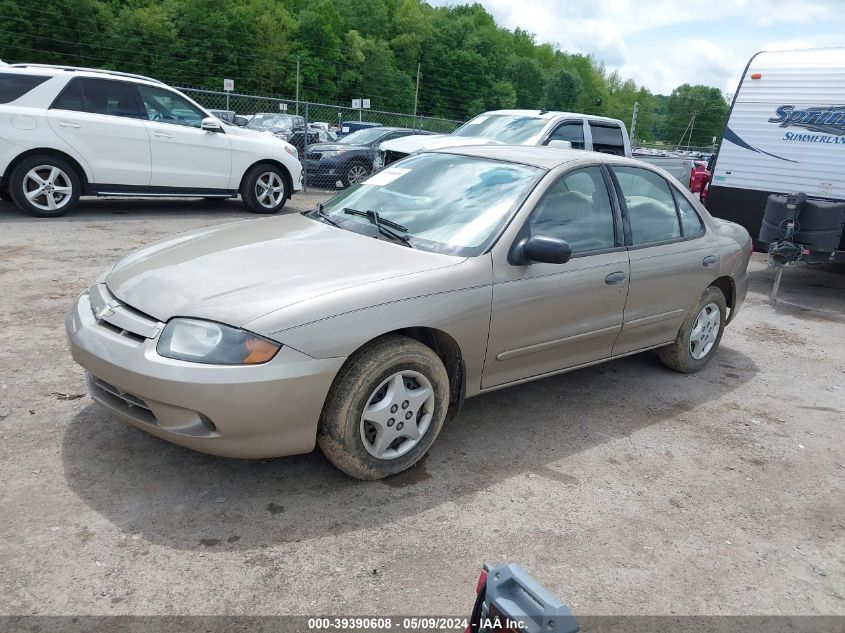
left=707, top=47, right=845, bottom=261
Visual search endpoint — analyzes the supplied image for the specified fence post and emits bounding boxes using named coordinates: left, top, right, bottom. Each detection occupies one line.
left=303, top=102, right=309, bottom=193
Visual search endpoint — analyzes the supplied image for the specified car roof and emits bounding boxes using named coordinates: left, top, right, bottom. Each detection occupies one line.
left=5, top=63, right=165, bottom=86
left=479, top=109, right=624, bottom=125
left=430, top=144, right=642, bottom=170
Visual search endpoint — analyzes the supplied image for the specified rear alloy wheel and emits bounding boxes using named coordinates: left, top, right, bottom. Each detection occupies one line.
left=659, top=286, right=727, bottom=373
left=344, top=163, right=369, bottom=187
left=10, top=155, right=81, bottom=218
left=318, top=335, right=450, bottom=479
left=241, top=164, right=288, bottom=214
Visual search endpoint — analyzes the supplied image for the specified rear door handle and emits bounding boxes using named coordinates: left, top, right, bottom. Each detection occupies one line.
left=153, top=132, right=172, bottom=139
left=702, top=255, right=718, bottom=268
left=59, top=121, right=81, bottom=129
left=605, top=271, right=627, bottom=285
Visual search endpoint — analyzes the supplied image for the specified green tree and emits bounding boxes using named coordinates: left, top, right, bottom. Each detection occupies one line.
left=542, top=69, right=582, bottom=111
left=665, top=84, right=728, bottom=146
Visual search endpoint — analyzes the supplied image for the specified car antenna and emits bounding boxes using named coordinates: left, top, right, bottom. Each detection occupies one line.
left=539, top=108, right=548, bottom=115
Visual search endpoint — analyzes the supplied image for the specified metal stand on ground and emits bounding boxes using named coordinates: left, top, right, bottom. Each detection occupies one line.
left=770, top=267, right=784, bottom=304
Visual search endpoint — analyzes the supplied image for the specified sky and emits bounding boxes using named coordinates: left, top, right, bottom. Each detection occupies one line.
left=428, top=0, right=843, bottom=96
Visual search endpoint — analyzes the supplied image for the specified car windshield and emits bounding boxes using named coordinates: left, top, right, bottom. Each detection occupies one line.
left=338, top=128, right=389, bottom=145
left=247, top=114, right=293, bottom=131
left=317, top=153, right=542, bottom=256
left=451, top=114, right=548, bottom=144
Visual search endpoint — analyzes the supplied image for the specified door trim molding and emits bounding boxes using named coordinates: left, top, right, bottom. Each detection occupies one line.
left=622, top=308, right=685, bottom=330
left=496, top=324, right=622, bottom=361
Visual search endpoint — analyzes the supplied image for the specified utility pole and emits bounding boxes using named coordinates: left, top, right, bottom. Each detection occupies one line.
left=688, top=112, right=696, bottom=150
left=295, top=57, right=300, bottom=115
left=413, top=62, right=421, bottom=131
left=630, top=101, right=639, bottom=143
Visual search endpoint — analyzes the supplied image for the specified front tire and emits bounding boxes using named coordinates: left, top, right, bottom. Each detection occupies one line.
left=659, top=286, right=727, bottom=373
left=318, top=335, right=450, bottom=480
left=9, top=155, right=81, bottom=217
left=344, top=162, right=370, bottom=188
left=241, top=164, right=288, bottom=214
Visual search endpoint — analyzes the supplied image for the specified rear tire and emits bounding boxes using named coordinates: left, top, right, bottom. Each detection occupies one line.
left=318, top=335, right=450, bottom=480
left=659, top=286, right=727, bottom=373
left=9, top=155, right=81, bottom=218
left=241, top=164, right=288, bottom=214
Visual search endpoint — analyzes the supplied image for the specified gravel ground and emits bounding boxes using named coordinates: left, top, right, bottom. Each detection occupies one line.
left=0, top=195, right=843, bottom=616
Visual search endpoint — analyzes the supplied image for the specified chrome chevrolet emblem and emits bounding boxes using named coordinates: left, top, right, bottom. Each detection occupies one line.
left=96, top=305, right=115, bottom=320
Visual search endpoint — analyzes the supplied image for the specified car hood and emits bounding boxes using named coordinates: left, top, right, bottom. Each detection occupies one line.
left=379, top=134, right=503, bottom=155
left=106, top=214, right=462, bottom=328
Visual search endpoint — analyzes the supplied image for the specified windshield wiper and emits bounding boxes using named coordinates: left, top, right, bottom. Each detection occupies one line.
left=342, top=208, right=413, bottom=248
left=312, top=203, right=341, bottom=227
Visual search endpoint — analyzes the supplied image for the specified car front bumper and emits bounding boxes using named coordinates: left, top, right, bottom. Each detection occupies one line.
left=66, top=291, right=345, bottom=458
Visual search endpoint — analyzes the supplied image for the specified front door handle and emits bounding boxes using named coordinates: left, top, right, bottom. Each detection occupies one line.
left=702, top=255, right=718, bottom=268
left=153, top=132, right=172, bottom=139
left=605, top=271, right=627, bottom=285
left=59, top=121, right=81, bottom=129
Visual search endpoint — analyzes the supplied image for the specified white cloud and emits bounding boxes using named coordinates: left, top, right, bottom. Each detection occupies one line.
left=428, top=0, right=842, bottom=94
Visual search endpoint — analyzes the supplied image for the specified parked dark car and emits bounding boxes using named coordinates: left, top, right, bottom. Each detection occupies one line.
left=336, top=120, right=382, bottom=138
left=305, top=127, right=418, bottom=188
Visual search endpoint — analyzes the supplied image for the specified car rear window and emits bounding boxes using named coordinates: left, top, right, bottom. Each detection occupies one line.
left=0, top=73, right=51, bottom=104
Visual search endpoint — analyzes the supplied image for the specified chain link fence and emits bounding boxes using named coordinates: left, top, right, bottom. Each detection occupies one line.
left=176, top=86, right=463, bottom=192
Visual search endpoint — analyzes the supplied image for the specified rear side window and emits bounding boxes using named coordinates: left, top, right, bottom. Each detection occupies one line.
left=674, top=189, right=705, bottom=237
left=0, top=73, right=50, bottom=104
left=613, top=166, right=681, bottom=245
left=589, top=123, right=626, bottom=156
left=51, top=77, right=145, bottom=118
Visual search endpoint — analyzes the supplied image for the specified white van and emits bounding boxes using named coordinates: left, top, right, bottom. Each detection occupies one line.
left=707, top=48, right=845, bottom=260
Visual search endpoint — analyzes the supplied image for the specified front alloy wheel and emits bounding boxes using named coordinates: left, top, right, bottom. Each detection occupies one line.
left=345, top=164, right=369, bottom=187
left=242, top=163, right=288, bottom=214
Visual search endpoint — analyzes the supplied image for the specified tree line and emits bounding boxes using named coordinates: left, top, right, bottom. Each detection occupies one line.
left=0, top=0, right=729, bottom=145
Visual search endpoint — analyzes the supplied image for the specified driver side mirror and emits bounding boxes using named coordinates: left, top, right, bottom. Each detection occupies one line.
left=513, top=235, right=572, bottom=265
left=546, top=140, right=573, bottom=149
left=201, top=117, right=223, bottom=132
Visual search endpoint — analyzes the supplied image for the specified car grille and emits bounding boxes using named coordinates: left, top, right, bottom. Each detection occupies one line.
left=88, top=373, right=157, bottom=425
left=89, top=283, right=162, bottom=341
left=307, top=151, right=323, bottom=160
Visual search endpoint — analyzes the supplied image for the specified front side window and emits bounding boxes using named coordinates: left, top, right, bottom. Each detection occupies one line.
left=547, top=122, right=585, bottom=150
left=315, top=153, right=542, bottom=256
left=528, top=166, right=616, bottom=254
left=674, top=188, right=705, bottom=237
left=138, top=85, right=204, bottom=128
left=51, top=77, right=144, bottom=118
left=452, top=114, right=548, bottom=144
left=590, top=123, right=626, bottom=156
left=613, top=166, right=680, bottom=245
left=0, top=73, right=50, bottom=104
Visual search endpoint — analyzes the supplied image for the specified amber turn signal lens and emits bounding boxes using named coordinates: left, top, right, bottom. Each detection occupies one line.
left=243, top=338, right=280, bottom=364
left=750, top=73, right=762, bottom=80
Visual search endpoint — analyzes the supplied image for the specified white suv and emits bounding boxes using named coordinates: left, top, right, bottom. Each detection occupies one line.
left=0, top=64, right=303, bottom=217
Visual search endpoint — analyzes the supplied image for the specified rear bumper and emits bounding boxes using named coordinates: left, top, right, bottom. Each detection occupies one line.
left=66, top=291, right=344, bottom=458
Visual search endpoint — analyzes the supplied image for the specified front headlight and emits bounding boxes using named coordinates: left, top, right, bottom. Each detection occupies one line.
left=157, top=318, right=281, bottom=365
left=284, top=144, right=298, bottom=159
